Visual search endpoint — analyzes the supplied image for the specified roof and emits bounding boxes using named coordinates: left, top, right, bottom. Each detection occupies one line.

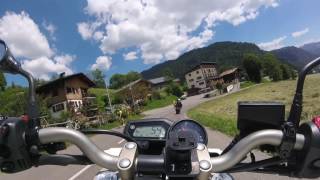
left=115, top=79, right=150, bottom=93
left=148, top=77, right=166, bottom=84
left=185, top=62, right=217, bottom=75
left=148, top=76, right=180, bottom=85
left=36, top=73, right=96, bottom=93
left=219, top=67, right=239, bottom=77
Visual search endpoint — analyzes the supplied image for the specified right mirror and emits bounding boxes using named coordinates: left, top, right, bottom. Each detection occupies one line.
left=0, top=40, right=6, bottom=61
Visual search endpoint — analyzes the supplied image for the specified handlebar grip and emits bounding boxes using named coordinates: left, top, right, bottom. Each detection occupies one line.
left=210, top=129, right=305, bottom=172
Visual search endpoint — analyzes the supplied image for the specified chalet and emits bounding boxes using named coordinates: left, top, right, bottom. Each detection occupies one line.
left=184, top=62, right=218, bottom=95
left=115, top=79, right=152, bottom=105
left=36, top=73, right=96, bottom=118
left=148, top=76, right=180, bottom=90
left=219, top=67, right=240, bottom=84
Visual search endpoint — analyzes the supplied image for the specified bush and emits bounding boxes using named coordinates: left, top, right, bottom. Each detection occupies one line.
left=112, top=94, right=124, bottom=104
left=151, top=90, right=162, bottom=100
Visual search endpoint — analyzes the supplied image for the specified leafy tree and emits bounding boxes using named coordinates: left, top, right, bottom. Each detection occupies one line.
left=109, top=71, right=141, bottom=89
left=290, top=68, right=297, bottom=80
left=0, top=71, right=6, bottom=91
left=243, top=54, right=262, bottom=83
left=91, top=69, right=106, bottom=88
left=126, top=71, right=141, bottom=82
left=215, top=81, right=223, bottom=94
left=171, top=84, right=183, bottom=97
left=165, top=83, right=183, bottom=97
left=270, top=65, right=283, bottom=81
left=261, top=53, right=279, bottom=77
left=280, top=64, right=291, bottom=80
left=162, top=68, right=174, bottom=81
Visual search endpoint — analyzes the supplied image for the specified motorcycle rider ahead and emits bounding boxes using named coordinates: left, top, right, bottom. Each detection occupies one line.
left=174, top=98, right=183, bottom=114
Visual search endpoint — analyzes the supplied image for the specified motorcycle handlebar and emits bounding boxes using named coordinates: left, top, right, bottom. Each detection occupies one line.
left=38, top=128, right=305, bottom=173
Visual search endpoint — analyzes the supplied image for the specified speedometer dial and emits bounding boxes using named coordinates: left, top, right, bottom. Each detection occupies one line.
left=169, top=119, right=208, bottom=145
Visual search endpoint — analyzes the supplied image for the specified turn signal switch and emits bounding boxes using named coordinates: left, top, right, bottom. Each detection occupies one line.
left=0, top=118, right=33, bottom=173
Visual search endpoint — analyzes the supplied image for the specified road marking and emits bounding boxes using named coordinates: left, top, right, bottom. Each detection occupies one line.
left=68, top=165, right=92, bottom=180
left=118, top=139, right=125, bottom=144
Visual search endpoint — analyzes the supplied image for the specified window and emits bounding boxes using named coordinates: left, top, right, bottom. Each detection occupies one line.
left=197, top=76, right=202, bottom=80
left=199, top=82, right=204, bottom=85
left=196, top=71, right=199, bottom=74
left=66, top=87, right=72, bottom=93
left=66, top=87, right=78, bottom=94
left=189, top=79, right=194, bottom=82
left=189, top=73, right=191, bottom=76
left=52, top=103, right=64, bottom=112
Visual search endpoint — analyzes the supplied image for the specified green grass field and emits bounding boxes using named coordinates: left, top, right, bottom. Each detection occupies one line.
left=188, top=74, right=320, bottom=136
left=143, top=95, right=177, bottom=111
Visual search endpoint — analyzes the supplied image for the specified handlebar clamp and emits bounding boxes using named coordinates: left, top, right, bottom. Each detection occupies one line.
left=279, top=122, right=296, bottom=159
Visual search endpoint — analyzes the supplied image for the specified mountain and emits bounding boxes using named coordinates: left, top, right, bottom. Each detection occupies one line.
left=271, top=46, right=317, bottom=70
left=141, top=41, right=263, bottom=79
left=301, top=42, right=320, bottom=56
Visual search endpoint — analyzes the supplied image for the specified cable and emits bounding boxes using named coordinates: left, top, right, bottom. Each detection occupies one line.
left=80, top=129, right=135, bottom=142
left=224, top=157, right=285, bottom=173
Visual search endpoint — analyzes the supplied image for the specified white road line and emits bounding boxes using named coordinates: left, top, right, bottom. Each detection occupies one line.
left=118, top=139, right=125, bottom=144
left=68, top=165, right=93, bottom=180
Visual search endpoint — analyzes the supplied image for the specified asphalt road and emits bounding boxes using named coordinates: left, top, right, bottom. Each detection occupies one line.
left=1, top=90, right=308, bottom=180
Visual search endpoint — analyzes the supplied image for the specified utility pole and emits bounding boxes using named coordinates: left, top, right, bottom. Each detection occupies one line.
left=129, top=85, right=136, bottom=112
left=104, top=79, right=113, bottom=113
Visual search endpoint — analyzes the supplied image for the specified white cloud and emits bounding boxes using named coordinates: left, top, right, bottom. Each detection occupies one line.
left=22, top=56, right=73, bottom=80
left=0, top=11, right=75, bottom=80
left=42, top=21, right=57, bottom=40
left=79, top=0, right=279, bottom=64
left=54, top=54, right=76, bottom=65
left=91, top=56, right=112, bottom=71
left=292, top=28, right=309, bottom=38
left=77, top=21, right=102, bottom=41
left=0, top=11, right=53, bottom=58
left=123, top=51, right=138, bottom=61
left=258, top=36, right=287, bottom=51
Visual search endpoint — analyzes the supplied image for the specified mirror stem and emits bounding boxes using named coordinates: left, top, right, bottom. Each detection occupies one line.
left=20, top=69, right=40, bottom=129
left=288, top=57, right=320, bottom=127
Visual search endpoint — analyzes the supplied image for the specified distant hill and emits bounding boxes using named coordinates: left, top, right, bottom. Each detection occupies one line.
left=141, top=41, right=263, bottom=79
left=271, top=46, right=317, bottom=70
left=301, top=41, right=320, bottom=56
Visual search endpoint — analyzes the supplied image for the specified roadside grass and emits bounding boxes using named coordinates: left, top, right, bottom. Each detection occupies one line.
left=240, top=81, right=256, bottom=89
left=188, top=74, right=320, bottom=136
left=143, top=95, right=177, bottom=111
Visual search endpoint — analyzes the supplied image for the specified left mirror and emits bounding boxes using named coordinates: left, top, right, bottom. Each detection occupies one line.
left=0, top=40, right=6, bottom=61
left=0, top=39, right=22, bottom=74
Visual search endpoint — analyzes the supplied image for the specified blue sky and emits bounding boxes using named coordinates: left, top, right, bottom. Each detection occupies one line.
left=0, top=0, right=319, bottom=85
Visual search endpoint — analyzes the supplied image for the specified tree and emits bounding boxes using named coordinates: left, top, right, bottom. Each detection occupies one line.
left=215, top=81, right=223, bottom=94
left=109, top=71, right=141, bottom=89
left=91, top=69, right=106, bottom=88
left=165, top=83, right=183, bottom=97
left=243, top=54, right=262, bottom=83
left=280, top=64, right=291, bottom=80
left=162, top=68, right=174, bottom=81
left=290, top=69, right=297, bottom=80
left=0, top=71, right=6, bottom=91
left=270, top=65, right=283, bottom=81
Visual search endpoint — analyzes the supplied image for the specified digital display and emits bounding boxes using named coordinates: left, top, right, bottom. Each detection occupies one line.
left=133, top=126, right=166, bottom=138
